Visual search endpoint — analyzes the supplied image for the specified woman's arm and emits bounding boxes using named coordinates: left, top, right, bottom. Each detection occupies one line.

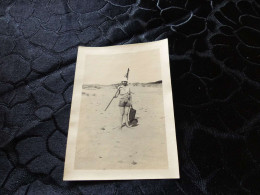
left=114, top=87, right=120, bottom=98
left=128, top=88, right=132, bottom=105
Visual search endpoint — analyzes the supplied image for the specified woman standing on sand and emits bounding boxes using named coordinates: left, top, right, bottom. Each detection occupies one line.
left=114, top=78, right=132, bottom=129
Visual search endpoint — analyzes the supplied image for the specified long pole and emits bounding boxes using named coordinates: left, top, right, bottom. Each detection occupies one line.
left=104, top=88, right=119, bottom=111
left=125, top=68, right=129, bottom=81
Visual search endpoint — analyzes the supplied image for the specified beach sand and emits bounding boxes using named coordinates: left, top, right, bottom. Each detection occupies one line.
left=75, top=84, right=168, bottom=170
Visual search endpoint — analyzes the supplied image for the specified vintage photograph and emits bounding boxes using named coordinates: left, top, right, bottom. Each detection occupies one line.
left=64, top=39, right=179, bottom=180
left=76, top=50, right=168, bottom=170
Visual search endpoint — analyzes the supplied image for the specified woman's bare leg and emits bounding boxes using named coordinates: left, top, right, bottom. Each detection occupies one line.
left=119, top=107, right=124, bottom=128
left=124, top=106, right=130, bottom=126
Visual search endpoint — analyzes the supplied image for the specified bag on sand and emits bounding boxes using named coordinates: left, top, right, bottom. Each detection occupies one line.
left=127, top=106, right=138, bottom=127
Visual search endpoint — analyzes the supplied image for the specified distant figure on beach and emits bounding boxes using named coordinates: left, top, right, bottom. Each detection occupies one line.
left=114, top=78, right=132, bottom=129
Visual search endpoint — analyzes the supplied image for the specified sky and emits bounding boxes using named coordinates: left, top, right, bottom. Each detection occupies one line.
left=83, top=49, right=162, bottom=85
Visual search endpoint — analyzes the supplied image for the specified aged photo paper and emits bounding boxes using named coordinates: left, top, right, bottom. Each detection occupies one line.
left=64, top=39, right=179, bottom=180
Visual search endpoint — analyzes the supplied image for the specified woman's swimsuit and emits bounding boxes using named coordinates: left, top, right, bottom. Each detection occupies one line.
left=118, top=85, right=131, bottom=107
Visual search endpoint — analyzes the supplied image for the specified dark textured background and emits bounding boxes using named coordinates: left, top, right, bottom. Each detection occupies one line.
left=0, top=0, right=260, bottom=194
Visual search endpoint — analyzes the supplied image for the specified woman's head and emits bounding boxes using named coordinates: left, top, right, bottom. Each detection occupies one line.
left=121, top=78, right=128, bottom=86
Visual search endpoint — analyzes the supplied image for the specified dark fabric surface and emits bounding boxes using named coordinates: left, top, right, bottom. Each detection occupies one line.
left=0, top=0, right=260, bottom=194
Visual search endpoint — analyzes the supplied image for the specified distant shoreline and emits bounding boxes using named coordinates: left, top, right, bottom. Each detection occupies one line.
left=82, top=80, right=162, bottom=89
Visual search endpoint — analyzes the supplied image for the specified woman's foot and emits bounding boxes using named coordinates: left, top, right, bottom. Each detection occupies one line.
left=121, top=123, right=126, bottom=129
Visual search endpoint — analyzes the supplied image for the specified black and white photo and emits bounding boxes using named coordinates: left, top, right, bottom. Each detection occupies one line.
left=64, top=39, right=179, bottom=180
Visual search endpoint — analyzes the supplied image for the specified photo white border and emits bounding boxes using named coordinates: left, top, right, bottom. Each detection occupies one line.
left=63, top=39, right=179, bottom=180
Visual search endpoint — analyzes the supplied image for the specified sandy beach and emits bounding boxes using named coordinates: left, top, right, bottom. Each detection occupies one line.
left=75, top=84, right=168, bottom=170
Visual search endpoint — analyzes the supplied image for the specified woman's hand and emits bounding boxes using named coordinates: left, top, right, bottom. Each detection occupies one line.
left=114, top=89, right=120, bottom=98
